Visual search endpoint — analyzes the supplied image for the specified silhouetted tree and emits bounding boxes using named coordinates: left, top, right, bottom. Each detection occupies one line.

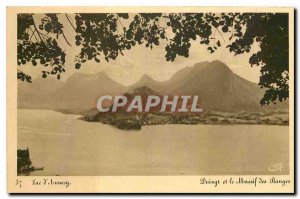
left=17, top=13, right=289, bottom=105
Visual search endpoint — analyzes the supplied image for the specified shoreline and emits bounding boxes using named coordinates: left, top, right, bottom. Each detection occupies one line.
left=18, top=108, right=289, bottom=130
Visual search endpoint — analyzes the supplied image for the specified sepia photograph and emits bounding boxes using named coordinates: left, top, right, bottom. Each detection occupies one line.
left=6, top=6, right=294, bottom=193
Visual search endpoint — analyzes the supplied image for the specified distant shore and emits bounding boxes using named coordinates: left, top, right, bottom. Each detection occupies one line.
left=17, top=108, right=289, bottom=130
left=80, top=109, right=289, bottom=130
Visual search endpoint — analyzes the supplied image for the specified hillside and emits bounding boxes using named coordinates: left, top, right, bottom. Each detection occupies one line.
left=18, top=60, right=288, bottom=112
left=129, top=60, right=268, bottom=112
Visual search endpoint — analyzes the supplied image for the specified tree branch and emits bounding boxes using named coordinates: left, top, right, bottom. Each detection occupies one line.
left=65, top=14, right=76, bottom=31
left=216, top=28, right=225, bottom=42
left=61, top=31, right=72, bottom=46
left=29, top=29, right=36, bottom=42
left=29, top=27, right=38, bottom=43
left=32, top=21, right=46, bottom=45
left=117, top=16, right=124, bottom=29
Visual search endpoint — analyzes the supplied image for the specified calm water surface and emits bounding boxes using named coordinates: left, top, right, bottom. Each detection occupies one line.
left=18, top=109, right=289, bottom=176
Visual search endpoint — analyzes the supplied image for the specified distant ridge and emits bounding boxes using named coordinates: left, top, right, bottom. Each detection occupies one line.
left=128, top=74, right=164, bottom=93
left=18, top=61, right=288, bottom=112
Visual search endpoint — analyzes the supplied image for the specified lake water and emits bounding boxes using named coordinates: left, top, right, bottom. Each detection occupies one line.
left=17, top=109, right=289, bottom=176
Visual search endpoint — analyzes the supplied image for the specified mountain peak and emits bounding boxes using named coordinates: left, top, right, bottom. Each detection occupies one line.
left=207, top=60, right=232, bottom=74
left=140, top=74, right=154, bottom=82
left=209, top=60, right=229, bottom=68
left=193, top=61, right=210, bottom=67
left=132, top=86, right=160, bottom=96
left=210, top=60, right=224, bottom=65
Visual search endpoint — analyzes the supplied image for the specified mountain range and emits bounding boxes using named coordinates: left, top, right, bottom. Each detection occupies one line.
left=18, top=60, right=288, bottom=112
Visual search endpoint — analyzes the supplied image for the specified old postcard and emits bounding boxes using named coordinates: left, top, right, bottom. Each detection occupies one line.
left=7, top=7, right=294, bottom=193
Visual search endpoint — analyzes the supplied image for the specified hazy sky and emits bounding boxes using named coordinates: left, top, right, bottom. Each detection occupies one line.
left=21, top=13, right=262, bottom=86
